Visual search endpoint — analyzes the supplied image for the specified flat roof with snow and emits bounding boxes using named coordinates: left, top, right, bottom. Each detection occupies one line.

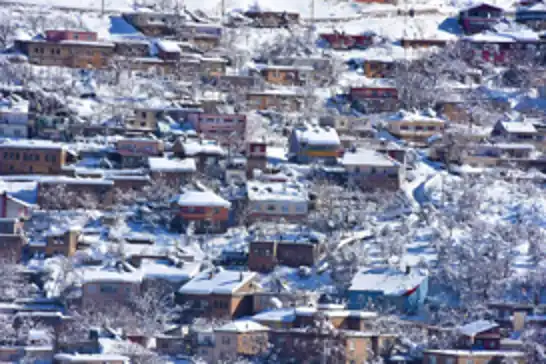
left=176, top=190, right=231, bottom=208
left=216, top=319, right=269, bottom=333
left=349, top=267, right=427, bottom=296
left=341, top=149, right=399, bottom=167
left=458, top=320, right=499, bottom=337
left=499, top=121, right=538, bottom=134
left=81, top=269, right=143, bottom=284
left=156, top=40, right=181, bottom=53
left=178, top=268, right=256, bottom=295
left=293, top=125, right=340, bottom=146
left=247, top=181, right=308, bottom=203
left=54, top=353, right=130, bottom=362
left=148, top=157, right=196, bottom=172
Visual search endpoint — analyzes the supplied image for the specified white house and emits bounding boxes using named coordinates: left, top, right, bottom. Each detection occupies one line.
left=246, top=180, right=309, bottom=223
left=0, top=97, right=30, bottom=139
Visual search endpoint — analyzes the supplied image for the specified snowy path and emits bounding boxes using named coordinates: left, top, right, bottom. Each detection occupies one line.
left=335, top=230, right=374, bottom=251
left=402, top=156, right=440, bottom=211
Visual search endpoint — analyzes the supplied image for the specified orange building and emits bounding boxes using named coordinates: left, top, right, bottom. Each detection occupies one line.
left=0, top=140, right=76, bottom=175
left=173, top=190, right=231, bottom=233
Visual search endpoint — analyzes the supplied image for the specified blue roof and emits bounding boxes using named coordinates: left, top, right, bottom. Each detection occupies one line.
left=109, top=16, right=144, bottom=37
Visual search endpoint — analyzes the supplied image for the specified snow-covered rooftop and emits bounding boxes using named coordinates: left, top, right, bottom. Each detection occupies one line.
left=81, top=268, right=143, bottom=284
left=148, top=157, right=196, bottom=172
left=341, top=149, right=399, bottom=167
left=178, top=268, right=257, bottom=295
left=182, top=141, right=226, bottom=156
left=349, top=267, right=427, bottom=296
left=54, top=353, right=130, bottom=362
left=499, top=121, right=538, bottom=134
left=247, top=181, right=308, bottom=203
left=176, top=190, right=231, bottom=208
left=156, top=39, right=181, bottom=53
left=293, top=124, right=340, bottom=146
left=0, top=139, right=70, bottom=150
left=424, top=350, right=524, bottom=357
left=216, top=319, right=269, bottom=333
left=141, top=260, right=202, bottom=283
left=386, top=110, right=445, bottom=124
left=458, top=320, right=499, bottom=337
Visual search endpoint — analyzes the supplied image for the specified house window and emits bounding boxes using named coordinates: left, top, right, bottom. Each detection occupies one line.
left=466, top=360, right=474, bottom=364
left=100, top=284, right=118, bottom=293
left=429, top=356, right=437, bottom=364
left=222, top=336, right=230, bottom=345
left=281, top=205, right=289, bottom=213
left=348, top=340, right=355, bottom=351
left=267, top=205, right=276, bottom=212
left=446, top=358, right=455, bottom=364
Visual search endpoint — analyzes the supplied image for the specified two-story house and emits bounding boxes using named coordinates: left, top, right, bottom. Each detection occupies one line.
left=81, top=267, right=143, bottom=307
left=188, top=106, right=246, bottom=144
left=458, top=320, right=501, bottom=350
left=0, top=217, right=27, bottom=262
left=176, top=268, right=259, bottom=319
left=255, top=64, right=313, bottom=86
left=246, top=90, right=303, bottom=111
left=148, top=157, right=196, bottom=186
left=459, top=3, right=505, bottom=34
left=173, top=189, right=231, bottom=233
left=172, top=138, right=226, bottom=173
left=0, top=140, right=76, bottom=175
left=19, top=29, right=115, bottom=69
left=349, top=87, right=399, bottom=113
left=492, top=120, right=543, bottom=145
left=248, top=234, right=325, bottom=272
left=246, top=181, right=309, bottom=223
left=210, top=320, right=270, bottom=363
left=289, top=124, right=342, bottom=164
left=340, top=148, right=402, bottom=190
left=348, top=266, right=428, bottom=313
left=44, top=227, right=81, bottom=257
left=386, top=111, right=446, bottom=144
left=115, top=138, right=164, bottom=168
left=0, top=191, right=32, bottom=219
left=0, top=97, right=30, bottom=138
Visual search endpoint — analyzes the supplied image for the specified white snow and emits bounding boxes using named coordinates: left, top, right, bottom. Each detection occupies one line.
left=216, top=319, right=269, bottom=332
left=341, top=149, right=399, bottom=167
left=54, top=353, right=130, bottom=362
left=498, top=121, right=538, bottom=134
left=293, top=125, right=340, bottom=146
left=178, top=268, right=257, bottom=295
left=156, top=40, right=182, bottom=54
left=148, top=157, right=197, bottom=172
left=458, top=320, right=499, bottom=337
left=176, top=190, right=231, bottom=208
left=247, top=180, right=308, bottom=203
left=349, top=267, right=427, bottom=296
left=141, top=260, right=202, bottom=283
left=81, top=269, right=143, bottom=284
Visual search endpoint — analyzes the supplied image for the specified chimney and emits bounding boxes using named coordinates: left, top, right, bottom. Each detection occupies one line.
left=405, top=265, right=411, bottom=275
left=239, top=271, right=243, bottom=282
left=208, top=271, right=214, bottom=279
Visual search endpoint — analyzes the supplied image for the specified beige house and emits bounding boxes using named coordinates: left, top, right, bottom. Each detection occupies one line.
left=81, top=268, right=143, bottom=307
left=211, top=320, right=270, bottom=362
left=386, top=111, right=446, bottom=143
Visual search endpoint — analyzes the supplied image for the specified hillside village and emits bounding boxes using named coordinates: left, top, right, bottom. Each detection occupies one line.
left=0, top=0, right=544, bottom=362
